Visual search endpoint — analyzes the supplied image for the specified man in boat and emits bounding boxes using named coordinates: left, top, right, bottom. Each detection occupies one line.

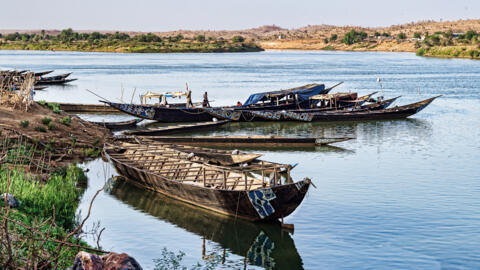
left=236, top=101, right=242, bottom=106
left=202, top=92, right=210, bottom=108
left=186, top=90, right=193, bottom=108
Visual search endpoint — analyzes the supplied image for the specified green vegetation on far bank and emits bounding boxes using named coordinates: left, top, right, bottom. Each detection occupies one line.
left=0, top=28, right=263, bottom=53
left=416, top=30, right=480, bottom=59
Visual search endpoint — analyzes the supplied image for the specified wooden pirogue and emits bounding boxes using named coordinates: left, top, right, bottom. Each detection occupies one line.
left=134, top=138, right=296, bottom=172
left=104, top=142, right=311, bottom=221
left=91, top=118, right=143, bottom=130
left=58, top=103, right=121, bottom=113
left=123, top=120, right=230, bottom=136
left=120, top=135, right=354, bottom=147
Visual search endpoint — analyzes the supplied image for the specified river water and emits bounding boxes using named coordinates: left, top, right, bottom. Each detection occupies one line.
left=1, top=50, right=479, bottom=269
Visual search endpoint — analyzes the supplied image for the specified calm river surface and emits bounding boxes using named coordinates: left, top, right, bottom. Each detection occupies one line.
left=1, top=50, right=480, bottom=269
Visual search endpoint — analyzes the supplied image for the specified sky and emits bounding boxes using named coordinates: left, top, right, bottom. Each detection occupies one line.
left=1, top=0, right=479, bottom=31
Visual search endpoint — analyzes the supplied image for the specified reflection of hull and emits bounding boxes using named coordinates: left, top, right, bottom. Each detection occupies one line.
left=109, top=179, right=304, bottom=270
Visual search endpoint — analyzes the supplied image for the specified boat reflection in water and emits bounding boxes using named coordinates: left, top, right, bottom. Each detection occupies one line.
left=108, top=178, right=304, bottom=270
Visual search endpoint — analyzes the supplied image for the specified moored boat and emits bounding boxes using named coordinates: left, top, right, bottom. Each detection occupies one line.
left=104, top=142, right=311, bottom=221
left=35, top=78, right=77, bottom=85
left=101, top=101, right=214, bottom=122
left=204, top=96, right=438, bottom=122
left=121, top=135, right=354, bottom=146
left=123, top=120, right=229, bottom=136
left=91, top=118, right=143, bottom=129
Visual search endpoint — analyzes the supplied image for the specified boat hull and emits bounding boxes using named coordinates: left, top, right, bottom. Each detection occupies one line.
left=104, top=101, right=214, bottom=122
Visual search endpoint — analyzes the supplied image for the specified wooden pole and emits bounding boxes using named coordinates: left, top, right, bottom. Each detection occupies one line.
left=274, top=167, right=278, bottom=186
left=244, top=172, right=248, bottom=190
left=203, top=168, right=206, bottom=187
left=223, top=171, right=227, bottom=189
left=261, top=161, right=265, bottom=186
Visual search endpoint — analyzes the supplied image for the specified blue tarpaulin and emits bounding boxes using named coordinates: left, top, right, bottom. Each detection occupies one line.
left=243, top=84, right=325, bottom=106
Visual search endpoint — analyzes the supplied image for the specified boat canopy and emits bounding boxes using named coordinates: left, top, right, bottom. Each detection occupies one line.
left=310, top=92, right=357, bottom=101
left=243, top=84, right=325, bottom=106
left=140, top=91, right=188, bottom=104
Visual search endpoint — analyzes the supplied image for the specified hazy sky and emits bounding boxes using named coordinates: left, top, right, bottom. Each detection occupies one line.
left=1, top=0, right=479, bottom=31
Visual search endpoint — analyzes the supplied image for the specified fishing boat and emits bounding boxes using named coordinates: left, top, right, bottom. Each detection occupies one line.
left=283, top=95, right=440, bottom=122
left=101, top=83, right=340, bottom=122
left=290, top=95, right=400, bottom=113
left=123, top=120, right=229, bottom=136
left=101, top=101, right=214, bottom=122
left=91, top=118, right=143, bottom=129
left=237, top=83, right=328, bottom=110
left=132, top=141, right=263, bottom=166
left=35, top=78, right=77, bottom=85
left=104, top=142, right=311, bottom=221
left=58, top=103, right=121, bottom=113
left=205, top=96, right=437, bottom=122
left=132, top=138, right=297, bottom=173
left=120, top=135, right=354, bottom=147
left=33, top=70, right=54, bottom=77
left=35, top=73, right=76, bottom=85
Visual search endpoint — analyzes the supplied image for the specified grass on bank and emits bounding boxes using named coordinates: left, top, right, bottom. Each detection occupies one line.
left=0, top=164, right=94, bottom=268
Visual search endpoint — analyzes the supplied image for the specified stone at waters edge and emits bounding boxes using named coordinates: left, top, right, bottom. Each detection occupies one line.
left=1, top=193, right=20, bottom=208
left=69, top=251, right=143, bottom=270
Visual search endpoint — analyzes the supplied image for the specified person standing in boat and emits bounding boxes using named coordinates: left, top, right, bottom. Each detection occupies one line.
left=202, top=92, right=210, bottom=107
left=186, top=90, right=193, bottom=108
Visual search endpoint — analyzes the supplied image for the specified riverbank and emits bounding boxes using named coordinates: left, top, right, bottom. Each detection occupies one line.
left=258, top=39, right=417, bottom=52
left=417, top=45, right=480, bottom=59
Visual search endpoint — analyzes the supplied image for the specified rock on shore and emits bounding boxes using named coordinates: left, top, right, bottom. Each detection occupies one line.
left=69, top=251, right=142, bottom=270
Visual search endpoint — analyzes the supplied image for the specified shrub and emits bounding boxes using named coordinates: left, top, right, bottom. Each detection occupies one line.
left=47, top=102, right=61, bottom=114
left=416, top=48, right=425, bottom=56
left=41, top=117, right=52, bottom=125
left=232, top=36, right=245, bottom=43
left=397, top=32, right=407, bottom=40
left=342, top=30, right=367, bottom=45
left=60, top=116, right=71, bottom=126
left=47, top=122, right=54, bottom=130
left=374, top=32, right=380, bottom=37
left=37, top=100, right=47, bottom=106
left=34, top=126, right=47, bottom=132
left=330, top=34, right=338, bottom=41
left=196, top=35, right=206, bottom=42
left=20, top=120, right=29, bottom=128
left=414, top=32, right=421, bottom=39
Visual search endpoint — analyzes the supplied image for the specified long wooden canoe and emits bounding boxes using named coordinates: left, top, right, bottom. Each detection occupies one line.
left=123, top=120, right=229, bottom=136
left=104, top=142, right=311, bottom=221
left=35, top=78, right=77, bottom=85
left=122, top=135, right=354, bottom=146
left=133, top=138, right=295, bottom=173
left=102, top=101, right=214, bottom=122
left=133, top=142, right=262, bottom=166
left=91, top=118, right=143, bottom=129
left=58, top=103, right=121, bottom=113
left=33, top=70, right=54, bottom=77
